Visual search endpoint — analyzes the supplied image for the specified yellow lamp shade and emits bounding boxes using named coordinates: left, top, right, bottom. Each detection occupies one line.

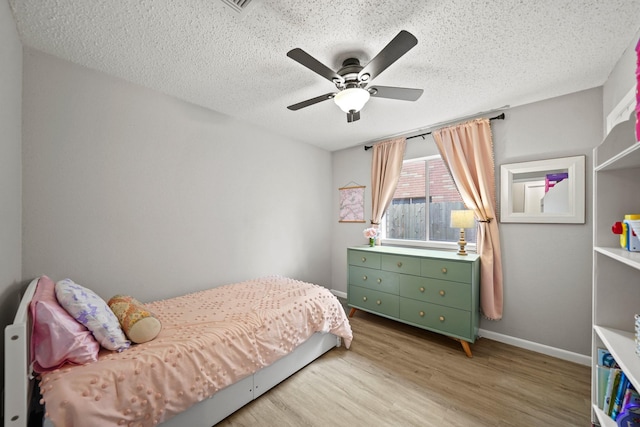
left=450, top=210, right=476, bottom=229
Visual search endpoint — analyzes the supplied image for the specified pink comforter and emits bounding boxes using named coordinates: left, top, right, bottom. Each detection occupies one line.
left=38, top=276, right=352, bottom=426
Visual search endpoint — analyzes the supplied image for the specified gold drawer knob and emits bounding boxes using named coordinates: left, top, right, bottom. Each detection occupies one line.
left=441, top=267, right=447, bottom=274
left=362, top=257, right=366, bottom=262
left=439, top=290, right=445, bottom=296
left=419, top=311, right=425, bottom=317
left=439, top=316, right=445, bottom=322
left=377, top=278, right=382, bottom=284
left=362, top=296, right=368, bottom=302
left=419, top=287, right=425, bottom=292
left=363, top=275, right=367, bottom=281
left=376, top=300, right=381, bottom=305
left=397, top=261, right=403, bottom=268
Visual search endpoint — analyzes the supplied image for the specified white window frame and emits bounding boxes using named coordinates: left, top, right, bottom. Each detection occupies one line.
left=380, top=155, right=477, bottom=252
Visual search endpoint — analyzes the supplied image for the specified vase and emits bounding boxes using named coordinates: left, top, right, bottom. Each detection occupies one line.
left=369, top=238, right=375, bottom=247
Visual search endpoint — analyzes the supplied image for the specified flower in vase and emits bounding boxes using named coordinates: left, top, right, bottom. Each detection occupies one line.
left=363, top=227, right=379, bottom=239
left=363, top=227, right=379, bottom=246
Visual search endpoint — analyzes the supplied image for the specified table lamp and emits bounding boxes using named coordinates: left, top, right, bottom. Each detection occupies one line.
left=450, top=210, right=476, bottom=255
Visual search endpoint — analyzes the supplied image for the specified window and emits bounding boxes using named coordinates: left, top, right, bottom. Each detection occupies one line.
left=382, top=156, right=476, bottom=248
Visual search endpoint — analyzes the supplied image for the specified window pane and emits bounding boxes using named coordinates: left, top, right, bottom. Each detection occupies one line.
left=386, top=160, right=426, bottom=240
left=385, top=157, right=476, bottom=244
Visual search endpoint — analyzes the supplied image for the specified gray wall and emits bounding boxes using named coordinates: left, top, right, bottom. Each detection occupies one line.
left=0, top=0, right=23, bottom=391
left=489, top=88, right=600, bottom=355
left=21, top=49, right=333, bottom=303
left=331, top=87, right=602, bottom=356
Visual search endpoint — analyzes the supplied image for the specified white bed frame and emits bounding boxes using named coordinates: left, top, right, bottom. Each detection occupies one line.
left=4, top=278, right=341, bottom=427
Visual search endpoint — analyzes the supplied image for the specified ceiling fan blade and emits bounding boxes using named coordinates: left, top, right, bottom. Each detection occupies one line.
left=287, top=92, right=336, bottom=111
left=346, top=110, right=360, bottom=123
left=358, top=30, right=418, bottom=82
left=368, top=86, right=423, bottom=101
left=287, top=48, right=344, bottom=84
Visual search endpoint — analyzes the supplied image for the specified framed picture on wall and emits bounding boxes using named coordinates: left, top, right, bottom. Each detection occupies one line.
left=338, top=185, right=366, bottom=223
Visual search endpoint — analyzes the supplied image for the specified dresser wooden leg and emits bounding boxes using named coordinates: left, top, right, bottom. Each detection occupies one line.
left=459, top=340, right=473, bottom=358
left=348, top=307, right=357, bottom=317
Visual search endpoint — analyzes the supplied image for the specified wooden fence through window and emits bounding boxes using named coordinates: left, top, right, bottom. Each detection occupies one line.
left=385, top=201, right=477, bottom=242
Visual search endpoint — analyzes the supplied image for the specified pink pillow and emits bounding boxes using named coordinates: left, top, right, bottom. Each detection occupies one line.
left=29, top=276, right=100, bottom=373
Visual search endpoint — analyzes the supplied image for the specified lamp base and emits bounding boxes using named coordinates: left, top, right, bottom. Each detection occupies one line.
left=457, top=229, right=468, bottom=256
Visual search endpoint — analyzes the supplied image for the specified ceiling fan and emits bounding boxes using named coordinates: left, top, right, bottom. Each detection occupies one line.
left=286, top=30, right=423, bottom=123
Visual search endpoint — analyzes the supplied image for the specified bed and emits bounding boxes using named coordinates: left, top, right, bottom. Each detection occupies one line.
left=4, top=275, right=353, bottom=427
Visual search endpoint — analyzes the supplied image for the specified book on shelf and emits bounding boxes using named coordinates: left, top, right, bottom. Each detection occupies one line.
left=598, top=365, right=613, bottom=408
left=598, top=348, right=620, bottom=414
left=605, top=368, right=623, bottom=416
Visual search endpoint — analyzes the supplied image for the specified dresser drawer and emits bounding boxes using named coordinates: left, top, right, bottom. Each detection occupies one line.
left=349, top=286, right=399, bottom=318
left=381, top=254, right=421, bottom=275
left=349, top=266, right=399, bottom=294
left=400, top=298, right=471, bottom=340
left=399, top=275, right=471, bottom=310
left=421, top=259, right=471, bottom=283
left=348, top=250, right=381, bottom=269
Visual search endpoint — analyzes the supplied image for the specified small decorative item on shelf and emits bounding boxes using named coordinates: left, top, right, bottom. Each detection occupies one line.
left=611, top=214, right=640, bottom=252
left=363, top=227, right=379, bottom=247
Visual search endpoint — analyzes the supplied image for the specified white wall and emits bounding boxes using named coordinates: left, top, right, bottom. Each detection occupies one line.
left=0, top=0, right=23, bottom=391
left=21, top=49, right=333, bottom=303
left=331, top=87, right=601, bottom=356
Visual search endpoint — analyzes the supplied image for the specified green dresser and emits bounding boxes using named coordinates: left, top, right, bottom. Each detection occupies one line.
left=347, top=246, right=480, bottom=357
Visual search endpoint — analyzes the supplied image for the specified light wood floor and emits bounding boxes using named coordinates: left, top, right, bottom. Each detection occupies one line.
left=217, top=310, right=591, bottom=426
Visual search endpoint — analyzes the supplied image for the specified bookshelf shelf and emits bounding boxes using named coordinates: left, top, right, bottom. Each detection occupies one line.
left=592, top=112, right=640, bottom=425
left=594, top=246, right=640, bottom=271
left=594, top=326, right=640, bottom=392
left=593, top=404, right=617, bottom=427
left=595, top=141, right=640, bottom=172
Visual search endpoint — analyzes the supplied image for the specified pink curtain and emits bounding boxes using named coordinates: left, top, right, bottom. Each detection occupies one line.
left=433, top=118, right=503, bottom=320
left=370, top=138, right=406, bottom=227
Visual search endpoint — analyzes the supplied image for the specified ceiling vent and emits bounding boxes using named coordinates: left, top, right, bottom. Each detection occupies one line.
left=220, top=0, right=252, bottom=13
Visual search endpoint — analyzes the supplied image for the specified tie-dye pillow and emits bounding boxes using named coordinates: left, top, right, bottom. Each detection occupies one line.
left=55, top=279, right=130, bottom=352
left=108, top=295, right=162, bottom=344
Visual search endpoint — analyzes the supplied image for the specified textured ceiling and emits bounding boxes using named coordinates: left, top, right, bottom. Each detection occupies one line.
left=8, top=0, right=640, bottom=151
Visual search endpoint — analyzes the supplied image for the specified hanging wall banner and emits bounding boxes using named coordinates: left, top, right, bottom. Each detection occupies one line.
left=339, top=185, right=366, bottom=223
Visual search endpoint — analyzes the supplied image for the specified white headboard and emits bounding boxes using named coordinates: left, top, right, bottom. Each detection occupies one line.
left=4, top=278, right=39, bottom=427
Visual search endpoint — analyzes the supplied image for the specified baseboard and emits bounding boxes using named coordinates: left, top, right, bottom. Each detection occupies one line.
left=331, top=289, right=347, bottom=299
left=479, top=328, right=591, bottom=366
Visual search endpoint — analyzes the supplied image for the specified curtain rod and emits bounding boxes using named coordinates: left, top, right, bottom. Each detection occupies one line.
left=363, top=113, right=505, bottom=151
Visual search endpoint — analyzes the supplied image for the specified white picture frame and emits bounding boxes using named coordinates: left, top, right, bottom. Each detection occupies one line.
left=500, top=155, right=585, bottom=223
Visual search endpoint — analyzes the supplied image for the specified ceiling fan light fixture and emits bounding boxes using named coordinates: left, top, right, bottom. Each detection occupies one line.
left=333, top=87, right=370, bottom=113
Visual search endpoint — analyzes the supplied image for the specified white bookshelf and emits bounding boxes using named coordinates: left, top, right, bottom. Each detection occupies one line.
left=591, top=114, right=640, bottom=426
